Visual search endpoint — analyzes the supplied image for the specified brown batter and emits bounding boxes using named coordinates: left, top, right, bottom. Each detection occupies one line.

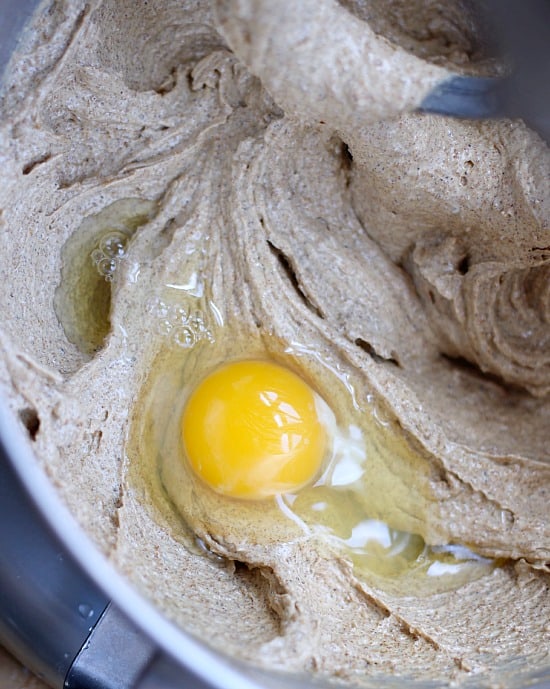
left=0, top=1, right=548, bottom=687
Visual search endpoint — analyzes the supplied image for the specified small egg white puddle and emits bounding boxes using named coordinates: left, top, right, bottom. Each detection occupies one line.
left=54, top=198, right=157, bottom=359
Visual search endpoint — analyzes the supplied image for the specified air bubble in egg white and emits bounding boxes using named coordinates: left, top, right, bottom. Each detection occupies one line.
left=91, top=229, right=129, bottom=281
left=173, top=326, right=196, bottom=348
left=97, top=258, right=117, bottom=280
left=158, top=319, right=173, bottom=335
left=100, top=231, right=127, bottom=258
left=148, top=297, right=215, bottom=348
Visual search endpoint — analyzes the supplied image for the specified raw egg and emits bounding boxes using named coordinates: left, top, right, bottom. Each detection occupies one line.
left=131, top=298, right=495, bottom=595
left=181, top=359, right=329, bottom=499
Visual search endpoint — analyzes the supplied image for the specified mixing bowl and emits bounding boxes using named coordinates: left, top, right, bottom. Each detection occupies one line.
left=0, top=3, right=549, bottom=689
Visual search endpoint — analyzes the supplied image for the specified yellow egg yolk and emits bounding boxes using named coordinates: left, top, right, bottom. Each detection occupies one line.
left=181, top=359, right=328, bottom=499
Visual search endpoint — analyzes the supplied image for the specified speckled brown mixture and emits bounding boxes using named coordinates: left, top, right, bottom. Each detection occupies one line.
left=0, top=647, right=47, bottom=689
left=0, top=1, right=548, bottom=688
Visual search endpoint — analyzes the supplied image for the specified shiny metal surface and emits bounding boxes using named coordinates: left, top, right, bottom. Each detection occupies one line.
left=0, top=1, right=38, bottom=81
left=419, top=0, right=550, bottom=142
left=65, top=604, right=156, bottom=689
left=0, top=435, right=108, bottom=687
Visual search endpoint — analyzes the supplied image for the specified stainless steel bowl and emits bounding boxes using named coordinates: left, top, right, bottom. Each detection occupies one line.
left=0, top=3, right=549, bottom=689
